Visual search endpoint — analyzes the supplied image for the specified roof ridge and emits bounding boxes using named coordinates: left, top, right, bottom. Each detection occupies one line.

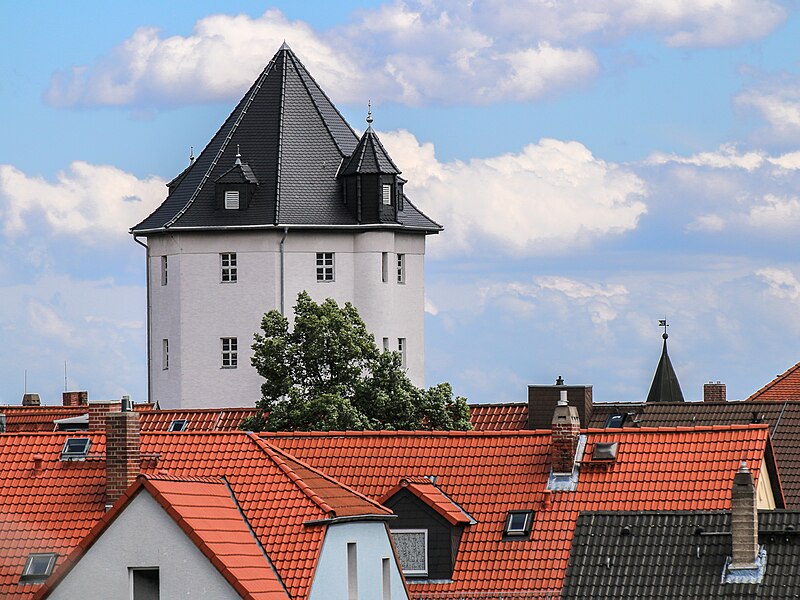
left=747, top=360, right=800, bottom=400
left=248, top=434, right=336, bottom=517
left=163, top=54, right=278, bottom=229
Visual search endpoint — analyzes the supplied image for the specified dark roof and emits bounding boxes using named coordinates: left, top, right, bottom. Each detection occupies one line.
left=132, top=45, right=440, bottom=234
left=562, top=510, right=800, bottom=599
left=646, top=336, right=685, bottom=403
left=339, top=126, right=400, bottom=175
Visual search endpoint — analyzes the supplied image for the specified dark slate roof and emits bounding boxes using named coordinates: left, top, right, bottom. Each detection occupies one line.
left=132, top=45, right=440, bottom=234
left=646, top=336, right=685, bottom=403
left=215, top=161, right=258, bottom=185
left=339, top=126, right=400, bottom=175
left=563, top=510, right=800, bottom=599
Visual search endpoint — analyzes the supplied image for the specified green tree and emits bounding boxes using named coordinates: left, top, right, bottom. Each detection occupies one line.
left=242, top=291, right=471, bottom=432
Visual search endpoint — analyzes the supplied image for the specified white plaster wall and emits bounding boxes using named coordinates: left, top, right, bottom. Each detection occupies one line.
left=47, top=492, right=244, bottom=600
left=147, top=229, right=428, bottom=409
left=308, top=521, right=409, bottom=600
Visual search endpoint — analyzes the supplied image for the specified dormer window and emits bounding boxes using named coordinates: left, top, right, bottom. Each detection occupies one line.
left=20, top=553, right=57, bottom=583
left=391, top=529, right=428, bottom=577
left=224, top=190, right=240, bottom=210
left=382, top=184, right=392, bottom=205
left=504, top=510, right=534, bottom=538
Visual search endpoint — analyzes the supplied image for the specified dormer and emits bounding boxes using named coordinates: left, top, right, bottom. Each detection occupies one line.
left=214, top=147, right=258, bottom=211
left=338, top=107, right=402, bottom=224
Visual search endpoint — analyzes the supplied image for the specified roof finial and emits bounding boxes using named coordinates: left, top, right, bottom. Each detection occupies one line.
left=658, top=317, right=669, bottom=340
left=280, top=40, right=290, bottom=51
left=189, top=146, right=195, bottom=165
left=366, top=100, right=373, bottom=128
left=235, top=144, right=242, bottom=166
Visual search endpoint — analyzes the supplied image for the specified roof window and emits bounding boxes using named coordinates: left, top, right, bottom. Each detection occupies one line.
left=168, top=419, right=188, bottom=432
left=60, top=438, right=91, bottom=461
left=591, top=442, right=619, bottom=461
left=503, top=510, right=533, bottom=538
left=20, top=553, right=57, bottom=583
left=604, top=413, right=626, bottom=428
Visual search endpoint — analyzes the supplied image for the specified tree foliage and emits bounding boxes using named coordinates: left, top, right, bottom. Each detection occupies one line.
left=242, top=291, right=471, bottom=432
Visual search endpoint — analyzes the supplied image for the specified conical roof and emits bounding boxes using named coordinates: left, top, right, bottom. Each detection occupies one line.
left=340, top=126, right=400, bottom=175
left=132, top=45, right=440, bottom=234
left=646, top=335, right=685, bottom=403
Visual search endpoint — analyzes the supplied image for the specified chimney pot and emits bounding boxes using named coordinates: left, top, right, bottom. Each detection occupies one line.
left=22, top=393, right=41, bottom=407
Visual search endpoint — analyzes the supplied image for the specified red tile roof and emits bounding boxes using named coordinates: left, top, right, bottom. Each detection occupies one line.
left=140, top=408, right=259, bottom=432
left=265, top=425, right=774, bottom=595
left=380, top=477, right=473, bottom=526
left=0, top=431, right=390, bottom=600
left=35, top=475, right=289, bottom=600
left=0, top=407, right=88, bottom=432
left=748, top=360, right=800, bottom=401
left=469, top=403, right=528, bottom=431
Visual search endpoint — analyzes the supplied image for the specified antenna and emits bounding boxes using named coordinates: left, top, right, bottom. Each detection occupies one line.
left=24, top=369, right=27, bottom=394
left=64, top=360, right=68, bottom=391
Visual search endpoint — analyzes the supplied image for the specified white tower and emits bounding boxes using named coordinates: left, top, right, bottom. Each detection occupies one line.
left=131, top=45, right=441, bottom=409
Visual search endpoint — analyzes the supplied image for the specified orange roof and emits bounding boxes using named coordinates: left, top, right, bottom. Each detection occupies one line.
left=140, top=408, right=259, bottom=432
left=0, top=407, right=88, bottom=432
left=265, top=425, right=773, bottom=595
left=469, top=402, right=528, bottom=431
left=748, top=360, right=800, bottom=401
left=380, top=477, right=474, bottom=526
left=0, top=431, right=390, bottom=600
left=36, top=475, right=289, bottom=600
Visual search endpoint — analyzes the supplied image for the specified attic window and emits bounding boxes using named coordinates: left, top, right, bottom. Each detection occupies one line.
left=224, top=190, right=240, bottom=210
left=604, top=413, right=626, bottom=428
left=592, top=442, right=619, bottom=461
left=503, top=511, right=533, bottom=538
left=168, top=419, right=188, bottom=432
left=382, top=184, right=392, bottom=205
left=60, top=438, right=91, bottom=461
left=20, top=553, right=57, bottom=583
left=391, top=529, right=428, bottom=577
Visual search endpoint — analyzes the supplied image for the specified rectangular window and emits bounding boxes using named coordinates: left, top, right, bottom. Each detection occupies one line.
left=398, top=338, right=406, bottom=369
left=221, top=337, right=238, bottom=368
left=382, top=557, right=391, bottom=600
left=224, top=190, right=240, bottom=210
left=20, top=553, right=58, bottom=583
left=162, top=339, right=169, bottom=370
left=382, top=184, right=392, bottom=205
left=347, top=542, right=358, bottom=600
left=381, top=252, right=388, bottom=283
left=160, top=256, right=168, bottom=286
left=391, top=529, right=427, bottom=576
left=382, top=337, right=389, bottom=352
left=397, top=254, right=405, bottom=284
left=220, top=252, right=237, bottom=283
left=503, top=511, right=534, bottom=537
left=168, top=419, right=188, bottom=432
left=316, top=252, right=334, bottom=282
left=130, top=567, right=160, bottom=600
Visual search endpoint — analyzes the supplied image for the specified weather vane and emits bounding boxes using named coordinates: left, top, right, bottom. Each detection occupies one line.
left=658, top=318, right=669, bottom=339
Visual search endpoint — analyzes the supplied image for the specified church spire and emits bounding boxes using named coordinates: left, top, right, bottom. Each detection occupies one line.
left=646, top=318, right=685, bottom=403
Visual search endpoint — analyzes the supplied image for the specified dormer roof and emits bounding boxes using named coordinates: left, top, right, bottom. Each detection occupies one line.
left=131, top=44, right=440, bottom=234
left=215, top=161, right=259, bottom=185
left=339, top=126, right=400, bottom=176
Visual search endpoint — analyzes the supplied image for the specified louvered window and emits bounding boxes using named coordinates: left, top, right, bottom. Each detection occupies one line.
left=224, top=190, right=240, bottom=210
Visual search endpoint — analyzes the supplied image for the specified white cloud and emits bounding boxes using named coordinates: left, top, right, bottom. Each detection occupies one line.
left=757, top=267, right=800, bottom=302
left=28, top=300, right=75, bottom=344
left=381, top=130, right=647, bottom=256
left=736, top=85, right=800, bottom=140
left=0, top=162, right=165, bottom=241
left=747, top=194, right=800, bottom=229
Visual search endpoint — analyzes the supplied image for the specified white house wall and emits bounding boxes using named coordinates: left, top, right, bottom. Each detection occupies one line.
left=308, top=520, right=409, bottom=600
left=46, top=492, right=244, bottom=600
left=146, top=230, right=427, bottom=409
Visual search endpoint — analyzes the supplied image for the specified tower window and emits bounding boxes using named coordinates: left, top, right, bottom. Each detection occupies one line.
left=316, top=253, right=334, bottom=282
left=162, top=339, right=169, bottom=370
left=382, top=184, right=392, bottom=205
left=397, top=254, right=405, bottom=284
left=398, top=338, right=406, bottom=368
left=160, top=256, right=168, bottom=286
left=382, top=252, right=389, bottom=283
left=221, top=253, right=237, bottom=283
left=224, top=190, right=240, bottom=210
left=221, top=337, right=238, bottom=368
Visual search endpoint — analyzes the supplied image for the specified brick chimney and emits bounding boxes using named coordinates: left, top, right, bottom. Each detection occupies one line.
left=529, top=378, right=593, bottom=429
left=704, top=381, right=726, bottom=403
left=551, top=390, right=581, bottom=474
left=22, top=393, right=41, bottom=407
left=105, top=402, right=141, bottom=509
left=62, top=391, right=89, bottom=407
left=89, top=400, right=121, bottom=432
left=730, top=461, right=758, bottom=568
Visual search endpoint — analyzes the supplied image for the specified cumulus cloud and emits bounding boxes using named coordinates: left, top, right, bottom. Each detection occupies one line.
left=45, top=1, right=784, bottom=109
left=0, top=162, right=165, bottom=241
left=757, top=267, right=800, bottom=301
left=735, top=77, right=800, bottom=141
left=381, top=130, right=647, bottom=256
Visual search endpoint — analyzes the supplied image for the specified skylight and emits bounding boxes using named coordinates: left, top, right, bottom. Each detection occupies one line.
left=604, top=413, right=626, bottom=428
left=20, top=553, right=57, bottom=583
left=592, top=442, right=619, bottom=461
left=60, top=438, right=91, bottom=461
left=168, top=419, right=188, bottom=432
left=503, top=511, right=533, bottom=538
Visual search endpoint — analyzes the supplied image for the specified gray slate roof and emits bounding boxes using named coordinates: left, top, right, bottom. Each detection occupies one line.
left=646, top=336, right=685, bottom=403
left=340, top=126, right=400, bottom=175
left=132, top=45, right=440, bottom=234
left=563, top=510, right=800, bottom=599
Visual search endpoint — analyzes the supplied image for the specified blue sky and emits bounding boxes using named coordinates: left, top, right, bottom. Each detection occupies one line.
left=2, top=1, right=800, bottom=406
